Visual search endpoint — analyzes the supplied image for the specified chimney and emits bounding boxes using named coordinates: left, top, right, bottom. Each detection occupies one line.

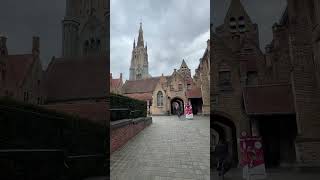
left=120, top=73, right=123, bottom=79
left=0, top=35, right=8, bottom=56
left=110, top=73, right=112, bottom=79
left=32, top=36, right=40, bottom=57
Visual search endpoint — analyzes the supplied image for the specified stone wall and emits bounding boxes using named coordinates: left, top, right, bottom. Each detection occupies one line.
left=295, top=139, right=320, bottom=167
left=111, top=117, right=152, bottom=153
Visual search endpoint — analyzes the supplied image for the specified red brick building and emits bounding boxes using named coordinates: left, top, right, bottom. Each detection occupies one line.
left=0, top=36, right=45, bottom=105
left=211, top=0, right=320, bottom=168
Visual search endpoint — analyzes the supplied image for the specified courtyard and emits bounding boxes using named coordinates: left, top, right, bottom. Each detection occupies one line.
left=110, top=115, right=210, bottom=180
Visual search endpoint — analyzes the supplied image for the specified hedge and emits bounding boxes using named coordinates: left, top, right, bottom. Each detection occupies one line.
left=110, top=93, right=147, bottom=121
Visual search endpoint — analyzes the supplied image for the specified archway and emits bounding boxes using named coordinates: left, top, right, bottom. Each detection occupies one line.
left=211, top=112, right=238, bottom=167
left=171, top=98, right=184, bottom=115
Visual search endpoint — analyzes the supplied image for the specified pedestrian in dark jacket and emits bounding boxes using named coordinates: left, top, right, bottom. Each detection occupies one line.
left=214, top=139, right=230, bottom=175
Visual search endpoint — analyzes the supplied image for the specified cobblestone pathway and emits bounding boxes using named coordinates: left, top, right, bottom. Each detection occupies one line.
left=111, top=116, right=210, bottom=180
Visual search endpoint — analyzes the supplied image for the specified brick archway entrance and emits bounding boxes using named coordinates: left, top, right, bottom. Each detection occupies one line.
left=171, top=98, right=184, bottom=115
left=212, top=113, right=238, bottom=167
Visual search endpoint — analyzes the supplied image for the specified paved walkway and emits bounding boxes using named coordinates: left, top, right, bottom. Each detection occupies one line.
left=212, top=168, right=320, bottom=180
left=110, top=116, right=210, bottom=180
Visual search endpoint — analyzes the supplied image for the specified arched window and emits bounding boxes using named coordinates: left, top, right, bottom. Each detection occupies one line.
left=157, top=91, right=164, bottom=107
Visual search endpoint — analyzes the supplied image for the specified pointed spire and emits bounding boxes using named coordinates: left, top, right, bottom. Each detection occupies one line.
left=137, top=22, right=144, bottom=47
left=180, top=59, right=188, bottom=69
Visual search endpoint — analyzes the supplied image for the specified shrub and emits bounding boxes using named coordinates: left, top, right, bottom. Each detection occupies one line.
left=110, top=93, right=147, bottom=121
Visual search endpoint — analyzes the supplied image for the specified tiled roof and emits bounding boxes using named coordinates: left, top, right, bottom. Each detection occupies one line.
left=45, top=56, right=108, bottom=102
left=243, top=84, right=295, bottom=115
left=122, top=77, right=160, bottom=94
left=186, top=87, right=202, bottom=98
left=43, top=101, right=108, bottom=124
left=124, top=92, right=153, bottom=101
left=2, top=54, right=35, bottom=89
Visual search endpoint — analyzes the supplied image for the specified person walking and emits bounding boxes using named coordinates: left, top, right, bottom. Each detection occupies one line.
left=214, top=139, right=230, bottom=177
left=174, top=102, right=181, bottom=118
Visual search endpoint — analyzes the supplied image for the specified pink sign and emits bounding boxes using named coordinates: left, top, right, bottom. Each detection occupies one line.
left=240, top=136, right=266, bottom=179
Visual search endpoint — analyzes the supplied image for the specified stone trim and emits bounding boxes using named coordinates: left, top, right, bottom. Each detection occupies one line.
left=110, top=119, right=132, bottom=129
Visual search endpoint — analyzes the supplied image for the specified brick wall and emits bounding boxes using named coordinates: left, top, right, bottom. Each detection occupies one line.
left=111, top=117, right=152, bottom=153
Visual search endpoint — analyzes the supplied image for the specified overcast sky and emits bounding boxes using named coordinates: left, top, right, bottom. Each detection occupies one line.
left=110, top=0, right=210, bottom=80
left=212, top=0, right=287, bottom=51
left=0, top=0, right=287, bottom=74
left=0, top=0, right=65, bottom=69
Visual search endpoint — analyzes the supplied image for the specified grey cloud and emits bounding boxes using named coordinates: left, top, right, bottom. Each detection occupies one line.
left=111, top=0, right=210, bottom=80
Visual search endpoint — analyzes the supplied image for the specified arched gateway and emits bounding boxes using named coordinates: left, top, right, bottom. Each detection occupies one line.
left=211, top=112, right=238, bottom=167
left=171, top=97, right=184, bottom=115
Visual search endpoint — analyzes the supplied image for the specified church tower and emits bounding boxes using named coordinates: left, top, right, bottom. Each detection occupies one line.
left=129, top=22, right=150, bottom=80
left=62, top=0, right=108, bottom=58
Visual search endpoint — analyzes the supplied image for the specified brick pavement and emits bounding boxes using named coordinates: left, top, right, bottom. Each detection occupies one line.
left=110, top=116, right=210, bottom=180
left=211, top=168, right=320, bottom=180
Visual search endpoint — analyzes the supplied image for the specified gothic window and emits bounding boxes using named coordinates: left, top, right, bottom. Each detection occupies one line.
left=178, top=84, right=183, bottom=91
left=157, top=91, right=164, bottom=107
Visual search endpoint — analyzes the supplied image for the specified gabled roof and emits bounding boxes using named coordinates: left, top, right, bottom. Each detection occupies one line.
left=243, top=84, right=295, bottom=115
left=224, top=0, right=252, bottom=24
left=122, top=77, right=160, bottom=94
left=45, top=56, right=108, bottom=102
left=2, top=54, right=35, bottom=90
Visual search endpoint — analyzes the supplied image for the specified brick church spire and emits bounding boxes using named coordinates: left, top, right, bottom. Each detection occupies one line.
left=129, top=22, right=150, bottom=80
left=137, top=22, right=144, bottom=47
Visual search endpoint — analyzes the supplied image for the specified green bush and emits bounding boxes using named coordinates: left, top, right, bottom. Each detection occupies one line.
left=110, top=93, right=147, bottom=121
